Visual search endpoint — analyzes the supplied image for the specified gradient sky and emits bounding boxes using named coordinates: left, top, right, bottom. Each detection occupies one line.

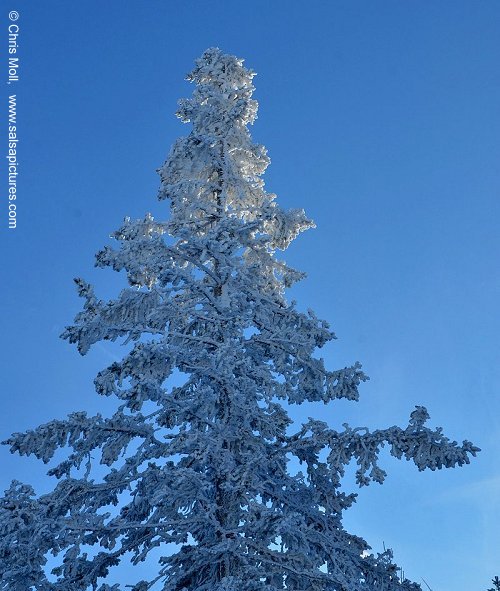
left=1, top=2, right=499, bottom=589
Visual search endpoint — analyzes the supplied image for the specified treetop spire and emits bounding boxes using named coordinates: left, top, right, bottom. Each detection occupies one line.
left=157, top=47, right=314, bottom=264
left=176, top=47, right=259, bottom=131
left=186, top=47, right=256, bottom=92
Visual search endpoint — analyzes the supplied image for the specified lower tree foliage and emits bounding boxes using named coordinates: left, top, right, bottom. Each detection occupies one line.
left=0, top=48, right=479, bottom=591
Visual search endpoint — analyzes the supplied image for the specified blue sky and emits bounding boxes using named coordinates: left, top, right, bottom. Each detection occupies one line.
left=1, top=1, right=499, bottom=589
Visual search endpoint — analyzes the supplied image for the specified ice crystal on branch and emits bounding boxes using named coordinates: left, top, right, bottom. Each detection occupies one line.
left=1, top=48, right=479, bottom=591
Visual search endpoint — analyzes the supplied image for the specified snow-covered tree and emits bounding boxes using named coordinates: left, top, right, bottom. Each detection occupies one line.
left=1, top=48, right=479, bottom=591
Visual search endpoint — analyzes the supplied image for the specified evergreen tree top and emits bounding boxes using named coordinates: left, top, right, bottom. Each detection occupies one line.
left=179, top=47, right=258, bottom=125
left=0, top=48, right=479, bottom=591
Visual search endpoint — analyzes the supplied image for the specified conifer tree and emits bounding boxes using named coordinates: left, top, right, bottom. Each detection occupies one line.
left=0, top=48, right=479, bottom=591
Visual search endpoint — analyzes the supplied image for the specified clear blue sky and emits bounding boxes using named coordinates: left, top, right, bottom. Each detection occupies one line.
left=1, top=2, right=499, bottom=589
